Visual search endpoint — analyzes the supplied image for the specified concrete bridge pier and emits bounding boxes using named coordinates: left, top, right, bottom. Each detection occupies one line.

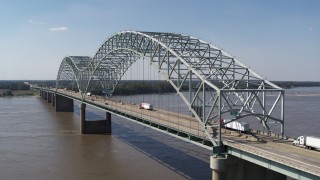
left=210, top=155, right=227, bottom=180
left=106, top=112, right=112, bottom=134
left=55, top=94, right=74, bottom=112
left=43, top=91, right=48, bottom=100
left=80, top=103, right=86, bottom=134
left=51, top=93, right=55, bottom=107
left=47, top=92, right=52, bottom=103
left=80, top=103, right=111, bottom=134
left=210, top=155, right=286, bottom=180
left=40, top=90, right=44, bottom=99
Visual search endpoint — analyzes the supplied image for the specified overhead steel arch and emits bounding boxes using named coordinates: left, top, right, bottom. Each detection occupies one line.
left=56, top=31, right=284, bottom=148
left=56, top=56, right=94, bottom=98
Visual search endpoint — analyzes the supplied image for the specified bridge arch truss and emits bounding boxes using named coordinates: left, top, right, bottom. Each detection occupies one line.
left=56, top=31, right=284, bottom=148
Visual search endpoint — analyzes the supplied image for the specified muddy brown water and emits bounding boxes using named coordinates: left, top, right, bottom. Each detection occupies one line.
left=0, top=96, right=211, bottom=179
left=1, top=87, right=319, bottom=179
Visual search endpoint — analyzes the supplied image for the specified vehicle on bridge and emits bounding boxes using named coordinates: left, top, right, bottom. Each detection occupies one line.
left=139, top=103, right=153, bottom=110
left=293, top=136, right=320, bottom=150
left=223, top=119, right=250, bottom=132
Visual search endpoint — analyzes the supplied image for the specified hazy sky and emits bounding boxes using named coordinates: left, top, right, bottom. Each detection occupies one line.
left=0, top=0, right=319, bottom=81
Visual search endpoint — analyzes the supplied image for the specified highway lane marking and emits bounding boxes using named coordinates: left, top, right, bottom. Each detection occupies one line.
left=262, top=147, right=272, bottom=150
left=289, top=153, right=300, bottom=157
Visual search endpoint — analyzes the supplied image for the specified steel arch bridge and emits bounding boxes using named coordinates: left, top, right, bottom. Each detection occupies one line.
left=56, top=31, right=284, bottom=147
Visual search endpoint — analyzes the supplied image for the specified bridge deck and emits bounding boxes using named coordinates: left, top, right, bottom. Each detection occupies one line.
left=50, top=89, right=320, bottom=178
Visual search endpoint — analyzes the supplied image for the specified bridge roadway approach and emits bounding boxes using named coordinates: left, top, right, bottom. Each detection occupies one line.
left=40, top=88, right=320, bottom=180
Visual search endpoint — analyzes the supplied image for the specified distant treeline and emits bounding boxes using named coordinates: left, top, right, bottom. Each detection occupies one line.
left=273, top=81, right=320, bottom=88
left=113, top=81, right=176, bottom=95
left=28, top=80, right=56, bottom=88
left=0, top=81, right=30, bottom=90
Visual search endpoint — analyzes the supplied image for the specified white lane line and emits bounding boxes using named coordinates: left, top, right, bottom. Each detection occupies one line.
left=289, top=153, right=300, bottom=158
left=263, top=147, right=272, bottom=150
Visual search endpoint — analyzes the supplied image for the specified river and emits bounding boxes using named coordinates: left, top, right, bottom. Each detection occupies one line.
left=0, top=87, right=319, bottom=179
left=114, top=87, right=320, bottom=137
left=0, top=95, right=211, bottom=179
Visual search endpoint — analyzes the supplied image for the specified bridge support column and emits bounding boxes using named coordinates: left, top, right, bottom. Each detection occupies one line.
left=55, top=94, right=74, bottom=112
left=80, top=103, right=111, bottom=134
left=210, top=155, right=287, bottom=180
left=51, top=93, right=55, bottom=107
left=43, top=91, right=47, bottom=100
left=47, top=92, right=52, bottom=103
left=210, top=155, right=227, bottom=180
left=40, top=90, right=44, bottom=99
left=106, top=112, right=112, bottom=134
left=80, top=103, right=86, bottom=134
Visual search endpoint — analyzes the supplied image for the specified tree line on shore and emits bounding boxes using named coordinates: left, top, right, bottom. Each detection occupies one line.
left=273, top=81, right=320, bottom=88
left=0, top=81, right=30, bottom=90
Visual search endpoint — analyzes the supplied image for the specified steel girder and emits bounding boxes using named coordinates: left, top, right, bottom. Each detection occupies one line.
left=56, top=31, right=284, bottom=148
left=56, top=56, right=94, bottom=99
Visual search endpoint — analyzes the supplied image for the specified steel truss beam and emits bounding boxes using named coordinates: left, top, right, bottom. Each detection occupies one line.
left=56, top=31, right=284, bottom=150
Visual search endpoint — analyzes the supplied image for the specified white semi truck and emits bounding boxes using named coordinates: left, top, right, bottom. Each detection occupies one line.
left=139, top=103, right=153, bottom=110
left=293, top=136, right=320, bottom=150
left=223, top=119, right=250, bottom=132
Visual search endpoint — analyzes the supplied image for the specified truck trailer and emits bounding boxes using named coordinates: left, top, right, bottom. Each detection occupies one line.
left=293, top=136, right=320, bottom=150
left=139, top=103, right=153, bottom=110
left=223, top=119, right=250, bottom=132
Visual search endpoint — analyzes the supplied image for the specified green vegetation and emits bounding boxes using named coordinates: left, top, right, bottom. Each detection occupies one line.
left=273, top=81, right=320, bottom=88
left=28, top=80, right=56, bottom=88
left=113, top=81, right=176, bottom=95
left=0, top=81, right=36, bottom=97
left=0, top=81, right=30, bottom=90
left=0, top=89, right=36, bottom=97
